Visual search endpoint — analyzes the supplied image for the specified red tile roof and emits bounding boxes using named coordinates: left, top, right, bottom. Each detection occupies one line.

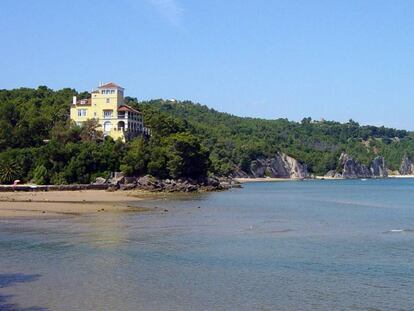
left=117, top=105, right=141, bottom=114
left=98, top=82, right=124, bottom=89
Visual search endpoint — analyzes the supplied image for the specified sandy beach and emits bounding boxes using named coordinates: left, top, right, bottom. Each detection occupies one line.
left=0, top=190, right=154, bottom=218
left=389, top=174, right=414, bottom=178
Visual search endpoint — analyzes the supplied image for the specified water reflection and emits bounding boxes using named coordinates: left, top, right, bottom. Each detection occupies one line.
left=81, top=213, right=132, bottom=248
left=0, top=274, right=47, bottom=311
left=1, top=180, right=414, bottom=310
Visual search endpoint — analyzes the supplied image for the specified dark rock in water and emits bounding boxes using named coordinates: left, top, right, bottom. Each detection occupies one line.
left=0, top=175, right=235, bottom=193
left=136, top=175, right=157, bottom=190
left=399, top=155, right=414, bottom=175
left=235, top=152, right=309, bottom=179
left=231, top=183, right=243, bottom=188
left=206, top=177, right=220, bottom=187
left=134, top=175, right=230, bottom=192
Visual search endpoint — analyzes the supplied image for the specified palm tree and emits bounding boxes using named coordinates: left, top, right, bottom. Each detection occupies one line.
left=0, top=159, right=22, bottom=184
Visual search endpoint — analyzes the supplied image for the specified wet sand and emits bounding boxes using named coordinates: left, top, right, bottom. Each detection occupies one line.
left=0, top=190, right=154, bottom=218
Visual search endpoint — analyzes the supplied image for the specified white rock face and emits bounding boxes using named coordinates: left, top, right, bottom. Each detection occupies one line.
left=337, top=153, right=387, bottom=179
left=370, top=156, right=388, bottom=177
left=399, top=155, right=414, bottom=175
left=245, top=152, right=310, bottom=179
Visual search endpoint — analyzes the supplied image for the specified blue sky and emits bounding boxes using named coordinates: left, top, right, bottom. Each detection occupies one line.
left=1, top=0, right=414, bottom=129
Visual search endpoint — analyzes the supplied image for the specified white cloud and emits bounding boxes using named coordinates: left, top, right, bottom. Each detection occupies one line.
left=147, top=0, right=183, bottom=27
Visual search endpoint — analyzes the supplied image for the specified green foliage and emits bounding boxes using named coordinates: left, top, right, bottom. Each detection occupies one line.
left=139, top=100, right=414, bottom=176
left=79, top=119, right=104, bottom=142
left=33, top=165, right=48, bottom=185
left=120, top=138, right=148, bottom=176
left=50, top=172, right=67, bottom=185
left=0, top=86, right=76, bottom=151
left=0, top=158, right=22, bottom=184
left=120, top=109, right=210, bottom=179
left=165, top=133, right=210, bottom=179
left=0, top=87, right=413, bottom=184
left=147, top=146, right=169, bottom=179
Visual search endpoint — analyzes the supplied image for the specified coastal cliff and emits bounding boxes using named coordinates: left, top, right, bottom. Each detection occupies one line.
left=325, top=153, right=388, bottom=179
left=235, top=152, right=310, bottom=179
left=399, top=155, right=414, bottom=175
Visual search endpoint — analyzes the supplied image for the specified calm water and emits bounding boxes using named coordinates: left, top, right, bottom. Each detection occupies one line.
left=1, top=179, right=414, bottom=311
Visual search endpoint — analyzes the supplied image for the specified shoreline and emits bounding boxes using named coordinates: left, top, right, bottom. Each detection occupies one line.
left=236, top=175, right=414, bottom=183
left=234, top=177, right=299, bottom=183
left=0, top=190, right=155, bottom=218
left=316, top=175, right=414, bottom=180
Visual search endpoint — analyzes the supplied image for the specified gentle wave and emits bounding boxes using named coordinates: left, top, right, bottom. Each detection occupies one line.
left=383, top=229, right=414, bottom=234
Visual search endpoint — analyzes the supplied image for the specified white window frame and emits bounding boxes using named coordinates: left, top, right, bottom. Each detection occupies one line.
left=77, top=109, right=87, bottom=117
left=104, top=121, right=112, bottom=132
left=103, top=110, right=113, bottom=119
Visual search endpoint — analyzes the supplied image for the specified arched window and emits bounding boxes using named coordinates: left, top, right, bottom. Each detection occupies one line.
left=118, top=121, right=125, bottom=131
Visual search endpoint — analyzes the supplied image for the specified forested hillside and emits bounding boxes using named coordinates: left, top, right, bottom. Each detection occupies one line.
left=0, top=87, right=209, bottom=184
left=137, top=100, right=414, bottom=176
left=0, top=86, right=413, bottom=184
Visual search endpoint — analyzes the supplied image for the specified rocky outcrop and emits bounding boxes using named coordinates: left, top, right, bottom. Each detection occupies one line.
left=0, top=176, right=238, bottom=193
left=133, top=175, right=240, bottom=192
left=370, top=156, right=388, bottom=177
left=399, top=155, right=414, bottom=175
left=236, top=152, right=310, bottom=179
left=92, top=177, right=108, bottom=185
left=324, top=170, right=342, bottom=179
left=333, top=153, right=388, bottom=179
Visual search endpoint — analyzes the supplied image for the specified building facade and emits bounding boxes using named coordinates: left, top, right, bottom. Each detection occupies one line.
left=70, top=82, right=145, bottom=141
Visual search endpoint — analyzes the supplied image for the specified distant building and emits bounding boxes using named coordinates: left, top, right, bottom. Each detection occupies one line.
left=70, top=82, right=146, bottom=141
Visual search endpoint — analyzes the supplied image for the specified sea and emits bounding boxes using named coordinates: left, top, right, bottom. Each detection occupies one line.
left=0, top=179, right=414, bottom=311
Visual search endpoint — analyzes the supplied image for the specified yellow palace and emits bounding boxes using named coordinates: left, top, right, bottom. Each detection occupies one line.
left=70, top=82, right=145, bottom=141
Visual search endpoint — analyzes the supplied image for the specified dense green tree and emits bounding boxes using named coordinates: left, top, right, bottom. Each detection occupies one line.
left=120, top=138, right=148, bottom=176
left=33, top=165, right=48, bottom=185
left=165, top=133, right=210, bottom=179
left=79, top=119, right=104, bottom=142
left=146, top=144, right=168, bottom=179
left=0, top=157, right=22, bottom=184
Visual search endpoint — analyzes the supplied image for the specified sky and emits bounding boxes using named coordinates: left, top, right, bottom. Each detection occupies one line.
left=1, top=0, right=414, bottom=129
